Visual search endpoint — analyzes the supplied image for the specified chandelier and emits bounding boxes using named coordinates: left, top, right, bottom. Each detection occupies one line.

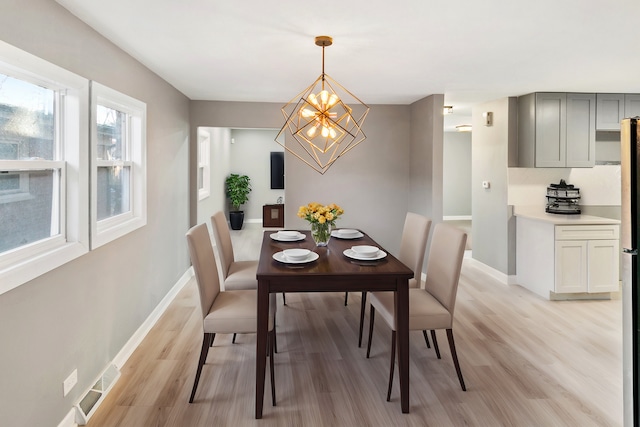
left=275, top=36, right=369, bottom=175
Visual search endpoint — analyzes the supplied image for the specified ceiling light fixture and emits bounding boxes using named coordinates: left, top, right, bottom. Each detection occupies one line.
left=275, top=35, right=370, bottom=175
left=443, top=106, right=453, bottom=115
left=456, top=124, right=472, bottom=132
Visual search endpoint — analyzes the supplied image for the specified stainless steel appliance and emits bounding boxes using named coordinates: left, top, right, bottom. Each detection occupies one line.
left=621, top=117, right=640, bottom=426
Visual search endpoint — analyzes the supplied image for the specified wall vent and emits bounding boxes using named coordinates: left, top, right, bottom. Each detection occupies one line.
left=74, top=364, right=120, bottom=425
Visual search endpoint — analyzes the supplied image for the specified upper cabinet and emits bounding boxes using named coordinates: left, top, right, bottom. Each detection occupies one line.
left=596, top=93, right=640, bottom=130
left=518, top=92, right=595, bottom=168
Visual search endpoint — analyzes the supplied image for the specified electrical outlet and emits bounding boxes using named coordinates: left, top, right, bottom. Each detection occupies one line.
left=63, top=369, right=78, bottom=397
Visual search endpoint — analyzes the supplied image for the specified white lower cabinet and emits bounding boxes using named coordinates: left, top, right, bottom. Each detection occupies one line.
left=516, top=214, right=620, bottom=300
left=555, top=238, right=619, bottom=293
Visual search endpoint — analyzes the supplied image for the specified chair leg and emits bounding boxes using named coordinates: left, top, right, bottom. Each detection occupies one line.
left=358, top=291, right=368, bottom=347
left=366, top=306, right=376, bottom=358
left=282, top=292, right=286, bottom=305
left=273, top=313, right=278, bottom=354
left=422, top=330, right=431, bottom=348
left=189, top=332, right=214, bottom=403
left=387, top=330, right=396, bottom=401
left=344, top=292, right=349, bottom=306
left=447, top=329, right=466, bottom=391
left=268, top=331, right=277, bottom=405
left=430, top=329, right=441, bottom=359
left=232, top=333, right=237, bottom=344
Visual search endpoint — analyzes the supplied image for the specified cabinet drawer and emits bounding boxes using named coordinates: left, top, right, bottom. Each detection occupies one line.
left=555, top=225, right=619, bottom=240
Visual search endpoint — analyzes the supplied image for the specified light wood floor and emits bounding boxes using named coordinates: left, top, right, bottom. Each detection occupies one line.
left=86, top=225, right=622, bottom=427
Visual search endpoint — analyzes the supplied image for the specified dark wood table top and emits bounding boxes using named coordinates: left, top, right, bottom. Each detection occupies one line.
left=256, top=230, right=414, bottom=292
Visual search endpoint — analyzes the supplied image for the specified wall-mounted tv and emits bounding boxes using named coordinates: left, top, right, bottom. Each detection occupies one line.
left=270, top=152, right=284, bottom=189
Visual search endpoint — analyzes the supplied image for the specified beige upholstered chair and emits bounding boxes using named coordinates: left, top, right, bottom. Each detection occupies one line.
left=348, top=212, right=432, bottom=348
left=211, top=211, right=287, bottom=307
left=211, top=211, right=259, bottom=290
left=366, top=222, right=467, bottom=400
left=186, top=223, right=276, bottom=404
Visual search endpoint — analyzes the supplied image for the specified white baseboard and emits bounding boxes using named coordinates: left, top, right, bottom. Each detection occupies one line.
left=57, top=409, right=78, bottom=427
left=443, top=215, right=472, bottom=221
left=464, top=257, right=510, bottom=286
left=112, top=267, right=194, bottom=369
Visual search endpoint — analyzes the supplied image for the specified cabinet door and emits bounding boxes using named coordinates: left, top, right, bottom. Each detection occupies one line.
left=587, top=239, right=620, bottom=293
left=535, top=93, right=566, bottom=167
left=625, top=94, right=640, bottom=118
left=555, top=240, right=588, bottom=293
left=566, top=93, right=596, bottom=167
left=596, top=93, right=625, bottom=130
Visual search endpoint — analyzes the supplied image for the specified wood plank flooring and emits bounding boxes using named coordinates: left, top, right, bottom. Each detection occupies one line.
left=85, top=226, right=622, bottom=426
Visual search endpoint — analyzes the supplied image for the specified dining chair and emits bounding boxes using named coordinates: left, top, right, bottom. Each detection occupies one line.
left=211, top=211, right=287, bottom=307
left=366, top=222, right=467, bottom=400
left=346, top=212, right=432, bottom=348
left=186, top=223, right=277, bottom=404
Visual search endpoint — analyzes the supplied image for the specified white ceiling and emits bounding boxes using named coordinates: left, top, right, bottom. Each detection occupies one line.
left=56, top=0, right=640, bottom=131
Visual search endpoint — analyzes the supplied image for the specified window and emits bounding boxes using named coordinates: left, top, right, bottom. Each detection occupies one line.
left=197, top=128, right=210, bottom=200
left=90, top=82, right=146, bottom=249
left=0, top=40, right=89, bottom=294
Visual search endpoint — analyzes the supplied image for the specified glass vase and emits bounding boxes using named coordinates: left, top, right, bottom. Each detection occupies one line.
left=311, top=222, right=332, bottom=246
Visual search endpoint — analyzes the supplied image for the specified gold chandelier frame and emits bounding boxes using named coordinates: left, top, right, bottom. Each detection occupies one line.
left=275, top=36, right=370, bottom=175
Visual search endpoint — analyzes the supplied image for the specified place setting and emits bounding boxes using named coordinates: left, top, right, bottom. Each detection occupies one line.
left=331, top=228, right=364, bottom=239
left=272, top=248, right=319, bottom=265
left=343, top=244, right=387, bottom=264
left=269, top=230, right=306, bottom=242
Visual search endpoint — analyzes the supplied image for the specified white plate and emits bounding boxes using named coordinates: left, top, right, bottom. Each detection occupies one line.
left=343, top=248, right=387, bottom=261
left=331, top=230, right=364, bottom=239
left=273, top=251, right=319, bottom=264
left=270, top=233, right=306, bottom=242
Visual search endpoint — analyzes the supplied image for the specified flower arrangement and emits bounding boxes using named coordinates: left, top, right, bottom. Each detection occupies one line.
left=297, top=202, right=344, bottom=245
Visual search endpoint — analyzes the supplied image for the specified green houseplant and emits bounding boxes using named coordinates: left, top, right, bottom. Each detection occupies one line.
left=225, top=173, right=252, bottom=230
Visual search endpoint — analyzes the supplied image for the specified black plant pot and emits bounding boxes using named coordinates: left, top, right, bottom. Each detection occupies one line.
left=229, top=211, right=245, bottom=230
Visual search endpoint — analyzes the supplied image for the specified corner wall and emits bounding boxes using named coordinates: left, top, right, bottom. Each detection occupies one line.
left=471, top=97, right=517, bottom=275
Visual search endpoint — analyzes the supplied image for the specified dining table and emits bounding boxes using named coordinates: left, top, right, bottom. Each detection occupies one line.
left=255, top=229, right=413, bottom=418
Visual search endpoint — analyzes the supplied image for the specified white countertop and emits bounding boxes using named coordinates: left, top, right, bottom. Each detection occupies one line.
left=514, top=206, right=620, bottom=225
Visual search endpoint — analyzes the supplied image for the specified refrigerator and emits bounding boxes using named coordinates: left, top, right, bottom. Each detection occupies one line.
left=621, top=117, right=640, bottom=427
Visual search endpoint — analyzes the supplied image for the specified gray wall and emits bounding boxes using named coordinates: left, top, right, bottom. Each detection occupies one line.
left=409, top=95, right=445, bottom=223
left=471, top=97, right=517, bottom=275
left=443, top=131, right=472, bottom=217
left=0, top=1, right=190, bottom=426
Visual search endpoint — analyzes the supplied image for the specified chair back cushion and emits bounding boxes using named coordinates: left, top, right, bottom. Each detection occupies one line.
left=398, top=212, right=432, bottom=288
left=424, top=223, right=467, bottom=316
left=211, top=211, right=235, bottom=279
left=186, top=223, right=221, bottom=320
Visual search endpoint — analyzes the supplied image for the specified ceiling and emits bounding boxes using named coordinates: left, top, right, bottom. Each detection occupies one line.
left=55, top=0, right=640, bottom=131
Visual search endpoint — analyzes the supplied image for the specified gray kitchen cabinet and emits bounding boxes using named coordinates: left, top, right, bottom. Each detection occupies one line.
left=626, top=94, right=640, bottom=118
left=518, top=92, right=595, bottom=168
left=596, top=93, right=640, bottom=130
left=566, top=93, right=596, bottom=167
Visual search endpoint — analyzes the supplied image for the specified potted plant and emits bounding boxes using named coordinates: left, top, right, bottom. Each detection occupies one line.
left=225, top=173, right=252, bottom=230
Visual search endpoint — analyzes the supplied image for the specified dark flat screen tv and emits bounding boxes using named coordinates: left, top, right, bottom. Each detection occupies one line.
left=270, top=152, right=284, bottom=189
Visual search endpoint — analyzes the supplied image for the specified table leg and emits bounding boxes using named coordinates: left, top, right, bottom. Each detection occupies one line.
left=255, top=279, right=269, bottom=419
left=396, top=278, right=410, bottom=413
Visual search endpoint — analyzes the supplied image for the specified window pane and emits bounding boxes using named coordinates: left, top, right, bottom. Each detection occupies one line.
left=97, top=166, right=130, bottom=220
left=0, top=173, right=21, bottom=192
left=96, top=105, right=126, bottom=161
left=0, top=73, right=55, bottom=160
left=0, top=170, right=57, bottom=254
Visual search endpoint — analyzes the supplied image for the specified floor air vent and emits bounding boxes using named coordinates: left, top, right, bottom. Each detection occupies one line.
left=75, top=364, right=120, bottom=425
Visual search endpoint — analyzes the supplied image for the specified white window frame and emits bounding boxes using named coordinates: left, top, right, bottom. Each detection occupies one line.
left=197, top=128, right=210, bottom=200
left=0, top=40, right=89, bottom=295
left=90, top=81, right=146, bottom=249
